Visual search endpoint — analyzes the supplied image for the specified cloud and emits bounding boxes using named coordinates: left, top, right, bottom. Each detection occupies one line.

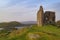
left=0, top=0, right=39, bottom=22
left=0, top=0, right=60, bottom=22
left=44, top=2, right=60, bottom=21
left=0, top=0, right=28, bottom=8
left=53, top=2, right=60, bottom=21
left=0, top=0, right=9, bottom=7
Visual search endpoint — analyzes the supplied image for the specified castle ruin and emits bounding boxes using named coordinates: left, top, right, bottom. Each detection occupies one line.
left=37, top=6, right=55, bottom=26
left=37, top=6, right=44, bottom=26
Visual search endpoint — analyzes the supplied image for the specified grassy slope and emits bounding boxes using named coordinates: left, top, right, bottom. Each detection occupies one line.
left=0, top=25, right=60, bottom=40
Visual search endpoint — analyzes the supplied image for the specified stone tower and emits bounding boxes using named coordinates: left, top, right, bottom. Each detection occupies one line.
left=37, top=6, right=44, bottom=26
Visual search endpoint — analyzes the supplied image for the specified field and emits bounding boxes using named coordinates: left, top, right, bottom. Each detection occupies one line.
left=0, top=25, right=60, bottom=40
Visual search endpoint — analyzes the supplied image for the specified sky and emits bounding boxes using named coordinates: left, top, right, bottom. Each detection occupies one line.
left=0, top=0, right=60, bottom=22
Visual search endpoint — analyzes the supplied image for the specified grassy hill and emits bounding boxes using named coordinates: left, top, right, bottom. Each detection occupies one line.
left=0, top=25, right=60, bottom=40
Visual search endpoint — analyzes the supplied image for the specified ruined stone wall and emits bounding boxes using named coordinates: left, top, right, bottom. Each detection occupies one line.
left=44, top=11, right=55, bottom=25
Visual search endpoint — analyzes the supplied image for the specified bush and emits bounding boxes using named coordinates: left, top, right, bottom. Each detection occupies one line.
left=56, top=20, right=60, bottom=27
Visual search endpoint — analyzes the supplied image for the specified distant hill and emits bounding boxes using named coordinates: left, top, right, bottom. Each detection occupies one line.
left=0, top=21, right=21, bottom=28
left=21, top=21, right=37, bottom=24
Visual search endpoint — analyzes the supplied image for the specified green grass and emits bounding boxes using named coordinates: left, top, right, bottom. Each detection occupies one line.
left=0, top=25, right=60, bottom=40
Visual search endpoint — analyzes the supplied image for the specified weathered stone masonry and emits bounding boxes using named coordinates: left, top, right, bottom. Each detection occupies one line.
left=37, top=6, right=55, bottom=26
left=37, top=6, right=44, bottom=26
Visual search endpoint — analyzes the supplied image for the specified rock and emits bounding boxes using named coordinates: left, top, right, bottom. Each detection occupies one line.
left=27, top=33, right=40, bottom=40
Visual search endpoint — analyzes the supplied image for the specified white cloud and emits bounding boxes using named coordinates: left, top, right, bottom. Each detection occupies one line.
left=0, top=0, right=60, bottom=22
left=0, top=2, right=39, bottom=22
left=0, top=0, right=9, bottom=7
